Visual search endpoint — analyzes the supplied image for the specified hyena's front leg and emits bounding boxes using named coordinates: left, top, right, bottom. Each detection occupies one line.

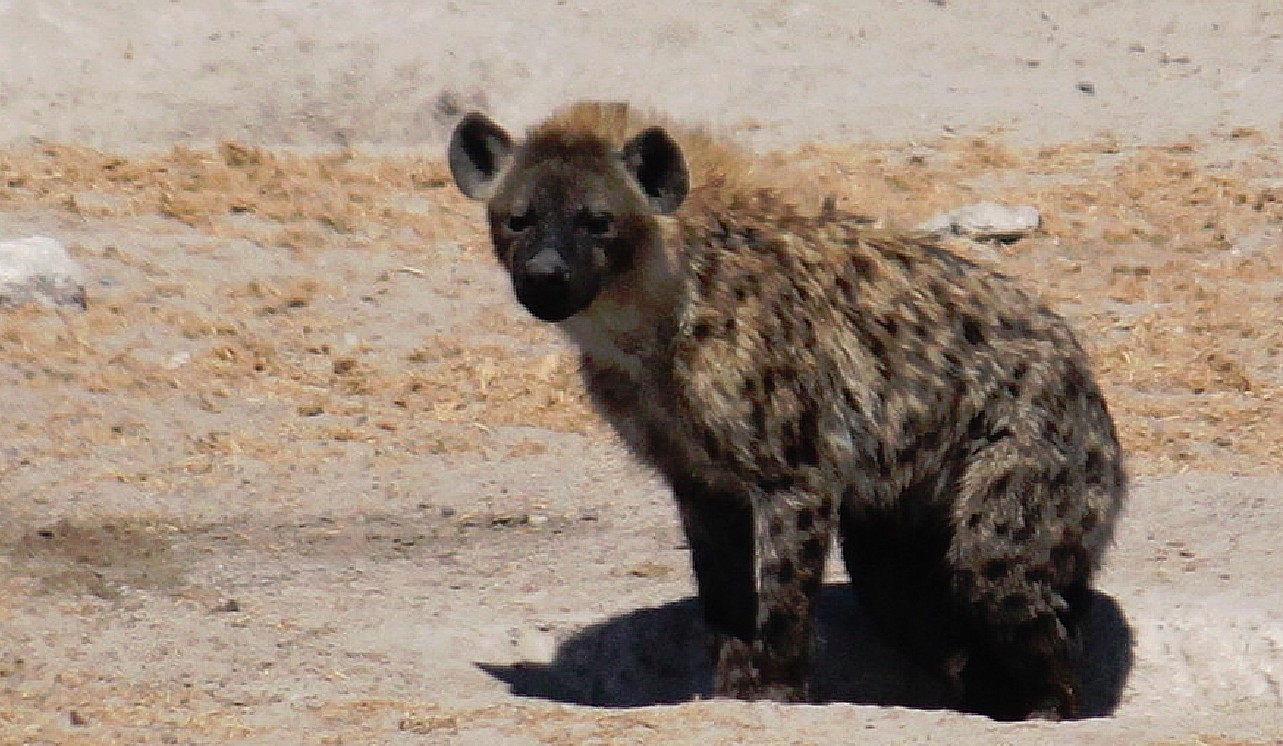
left=675, top=478, right=834, bottom=702
left=673, top=480, right=759, bottom=698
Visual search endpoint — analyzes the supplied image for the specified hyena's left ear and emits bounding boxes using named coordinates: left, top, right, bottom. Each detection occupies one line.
left=449, top=112, right=514, bottom=200
left=620, top=127, right=689, bottom=214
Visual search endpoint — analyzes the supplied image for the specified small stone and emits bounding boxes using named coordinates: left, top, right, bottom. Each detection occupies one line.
left=0, top=236, right=87, bottom=309
left=399, top=715, right=459, bottom=734
left=919, top=203, right=1041, bottom=242
left=1076, top=81, right=1096, bottom=95
left=70, top=191, right=132, bottom=217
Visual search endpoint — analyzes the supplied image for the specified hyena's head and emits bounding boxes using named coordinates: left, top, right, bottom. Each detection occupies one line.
left=448, top=111, right=689, bottom=322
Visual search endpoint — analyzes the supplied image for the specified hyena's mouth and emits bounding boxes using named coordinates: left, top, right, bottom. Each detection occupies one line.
left=512, top=275, right=595, bottom=323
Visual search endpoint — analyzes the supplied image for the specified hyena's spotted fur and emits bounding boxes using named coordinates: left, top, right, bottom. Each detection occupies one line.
left=449, top=102, right=1126, bottom=719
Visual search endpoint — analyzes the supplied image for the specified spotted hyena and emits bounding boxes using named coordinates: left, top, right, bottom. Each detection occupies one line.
left=448, top=102, right=1125, bottom=720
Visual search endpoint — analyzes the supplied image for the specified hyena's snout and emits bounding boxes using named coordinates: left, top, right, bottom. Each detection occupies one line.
left=523, top=246, right=572, bottom=287
left=512, top=245, right=597, bottom=323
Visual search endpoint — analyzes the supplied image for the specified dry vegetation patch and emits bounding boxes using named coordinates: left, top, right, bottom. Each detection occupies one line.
left=1, top=133, right=1281, bottom=501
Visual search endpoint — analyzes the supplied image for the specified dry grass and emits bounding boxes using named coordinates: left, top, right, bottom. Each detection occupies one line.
left=1, top=133, right=1281, bottom=490
left=0, top=142, right=477, bottom=250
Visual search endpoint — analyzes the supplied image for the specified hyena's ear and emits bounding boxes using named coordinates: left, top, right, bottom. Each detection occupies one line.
left=620, top=126, right=689, bottom=214
left=448, top=113, right=514, bottom=200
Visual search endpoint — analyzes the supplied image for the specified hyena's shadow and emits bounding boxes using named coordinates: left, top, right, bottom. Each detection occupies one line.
left=479, top=585, right=1134, bottom=716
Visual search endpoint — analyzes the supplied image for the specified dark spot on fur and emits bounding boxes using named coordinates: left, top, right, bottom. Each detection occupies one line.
left=802, top=536, right=826, bottom=563
left=751, top=401, right=768, bottom=438
left=1001, top=594, right=1030, bottom=612
left=867, top=334, right=887, bottom=364
left=777, top=558, right=796, bottom=585
left=982, top=559, right=1010, bottom=580
left=763, top=370, right=777, bottom=396
left=891, top=251, right=914, bottom=270
left=783, top=421, right=820, bottom=468
left=724, top=318, right=737, bottom=334
left=1012, top=524, right=1036, bottom=542
left=1063, top=367, right=1085, bottom=401
left=796, top=510, right=815, bottom=532
left=770, top=517, right=785, bottom=536
left=850, top=254, right=876, bottom=280
left=995, top=522, right=1011, bottom=537
left=879, top=316, right=899, bottom=337
left=965, top=412, right=988, bottom=441
left=991, top=474, right=1012, bottom=498
left=817, top=499, right=833, bottom=521
left=761, top=476, right=795, bottom=492
left=692, top=321, right=714, bottom=340
left=1026, top=566, right=1054, bottom=584
left=1081, top=511, right=1098, bottom=532
left=913, top=323, right=929, bottom=340
left=962, top=316, right=985, bottom=345
left=697, top=264, right=717, bottom=293
left=701, top=427, right=723, bottom=459
left=800, top=317, right=816, bottom=345
left=763, top=609, right=796, bottom=651
left=1085, top=448, right=1104, bottom=475
left=835, top=276, right=854, bottom=298
left=900, top=412, right=921, bottom=439
left=1050, top=544, right=1086, bottom=576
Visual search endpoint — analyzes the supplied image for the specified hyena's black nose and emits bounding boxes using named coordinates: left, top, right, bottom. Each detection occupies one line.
left=523, top=247, right=571, bottom=286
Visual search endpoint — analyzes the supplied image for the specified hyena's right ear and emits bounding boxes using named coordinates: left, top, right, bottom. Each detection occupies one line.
left=448, top=113, right=514, bottom=200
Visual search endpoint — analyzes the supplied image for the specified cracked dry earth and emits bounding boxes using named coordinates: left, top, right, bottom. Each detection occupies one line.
left=1, top=133, right=1282, bottom=744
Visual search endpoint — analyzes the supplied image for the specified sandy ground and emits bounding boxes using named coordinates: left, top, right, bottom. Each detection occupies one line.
left=2, top=1, right=1283, bottom=744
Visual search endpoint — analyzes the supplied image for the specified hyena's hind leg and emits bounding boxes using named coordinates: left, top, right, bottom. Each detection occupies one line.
left=839, top=486, right=972, bottom=675
left=945, top=446, right=1110, bottom=721
left=674, top=478, right=835, bottom=702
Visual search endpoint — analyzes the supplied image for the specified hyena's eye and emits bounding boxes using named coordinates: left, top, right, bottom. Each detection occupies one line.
left=581, top=211, right=615, bottom=236
left=506, top=210, right=535, bottom=234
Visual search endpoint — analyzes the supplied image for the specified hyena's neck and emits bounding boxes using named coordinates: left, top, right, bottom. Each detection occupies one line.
left=559, top=218, right=688, bottom=381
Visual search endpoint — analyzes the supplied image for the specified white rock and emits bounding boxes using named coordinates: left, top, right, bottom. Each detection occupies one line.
left=0, top=236, right=87, bottom=309
left=919, top=202, right=1041, bottom=242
